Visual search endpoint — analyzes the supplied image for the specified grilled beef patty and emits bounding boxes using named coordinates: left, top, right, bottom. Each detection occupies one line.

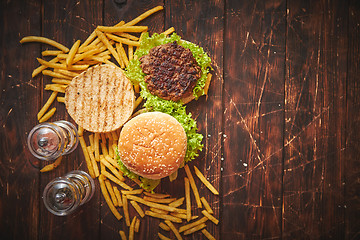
left=139, top=42, right=201, bottom=101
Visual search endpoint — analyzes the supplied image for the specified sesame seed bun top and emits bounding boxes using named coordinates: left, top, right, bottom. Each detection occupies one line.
left=118, top=112, right=187, bottom=180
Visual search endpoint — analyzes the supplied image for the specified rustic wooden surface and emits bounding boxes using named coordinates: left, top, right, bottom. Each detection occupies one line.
left=0, top=0, right=359, bottom=239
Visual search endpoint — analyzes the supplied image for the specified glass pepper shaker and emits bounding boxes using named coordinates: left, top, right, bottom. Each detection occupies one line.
left=42, top=170, right=95, bottom=216
left=27, top=120, right=79, bottom=161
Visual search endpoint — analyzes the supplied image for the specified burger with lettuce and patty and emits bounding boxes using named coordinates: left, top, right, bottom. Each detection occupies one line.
left=116, top=32, right=212, bottom=191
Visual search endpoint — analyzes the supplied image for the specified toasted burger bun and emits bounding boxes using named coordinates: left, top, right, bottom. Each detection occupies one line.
left=118, top=112, right=187, bottom=180
left=65, top=64, right=134, bottom=133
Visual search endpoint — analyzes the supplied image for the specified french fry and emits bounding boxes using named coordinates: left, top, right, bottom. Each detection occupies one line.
left=169, top=197, right=185, bottom=208
left=201, top=210, right=219, bottom=225
left=183, top=223, right=206, bottom=235
left=170, top=212, right=188, bottom=220
left=106, top=33, right=140, bottom=47
left=130, top=200, right=145, bottom=218
left=133, top=96, right=143, bottom=111
left=40, top=156, right=63, bottom=172
left=184, top=165, right=202, bottom=208
left=119, top=230, right=127, bottom=240
left=114, top=20, right=125, bottom=27
left=95, top=29, right=122, bottom=66
left=169, top=170, right=178, bottom=182
left=108, top=141, right=114, bottom=158
left=94, top=133, right=100, bottom=161
left=102, top=170, right=131, bottom=190
left=125, top=195, right=180, bottom=213
left=105, top=179, right=118, bottom=207
left=32, top=57, right=59, bottom=78
left=88, top=134, right=94, bottom=152
left=97, top=25, right=148, bottom=33
left=123, top=6, right=163, bottom=26
left=104, top=59, right=118, bottom=67
left=96, top=49, right=111, bottom=57
left=99, top=175, right=122, bottom=220
left=100, top=140, right=109, bottom=157
left=115, top=43, right=125, bottom=68
left=159, top=222, right=170, bottom=231
left=143, top=192, right=170, bottom=199
left=79, top=136, right=95, bottom=178
left=129, top=216, right=136, bottom=240
left=56, top=69, right=79, bottom=78
left=112, top=144, right=118, bottom=158
left=57, top=97, right=65, bottom=103
left=158, top=233, right=172, bottom=240
left=145, top=210, right=182, bottom=223
left=44, top=84, right=66, bottom=93
left=87, top=146, right=100, bottom=177
left=149, top=207, right=168, bottom=215
left=78, top=30, right=96, bottom=52
left=123, top=194, right=131, bottom=226
left=134, top=84, right=140, bottom=93
left=185, top=177, right=191, bottom=221
left=164, top=220, right=183, bottom=240
left=110, top=131, right=118, bottom=140
left=113, top=186, right=123, bottom=207
left=104, top=154, right=120, bottom=168
left=42, top=50, right=63, bottom=56
left=100, top=132, right=106, bottom=145
left=201, top=229, right=216, bottom=240
left=37, top=91, right=58, bottom=120
left=193, top=166, right=219, bottom=195
left=20, top=36, right=69, bottom=52
left=105, top=132, right=113, bottom=141
left=134, top=218, right=140, bottom=232
left=37, top=58, right=89, bottom=71
left=39, top=107, right=56, bottom=123
left=179, top=217, right=208, bottom=233
left=121, top=189, right=143, bottom=195
left=200, top=197, right=213, bottom=214
left=74, top=48, right=101, bottom=63
left=100, top=158, right=106, bottom=173
left=104, top=155, right=122, bottom=173
left=117, top=42, right=129, bottom=67
left=78, top=126, right=84, bottom=137
left=66, top=39, right=81, bottom=66
left=128, top=45, right=133, bottom=61
left=51, top=78, right=72, bottom=85
left=204, top=73, right=212, bottom=95
left=143, top=196, right=176, bottom=204
left=113, top=32, right=139, bottom=41
left=163, top=27, right=175, bottom=36
left=42, top=69, right=72, bottom=79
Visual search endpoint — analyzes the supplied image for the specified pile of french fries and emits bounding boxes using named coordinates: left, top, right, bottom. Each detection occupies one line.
left=76, top=127, right=218, bottom=239
left=21, top=5, right=218, bottom=239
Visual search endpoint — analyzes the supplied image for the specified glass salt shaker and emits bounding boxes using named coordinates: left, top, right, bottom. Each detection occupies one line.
left=27, top=120, right=79, bottom=161
left=42, top=170, right=95, bottom=216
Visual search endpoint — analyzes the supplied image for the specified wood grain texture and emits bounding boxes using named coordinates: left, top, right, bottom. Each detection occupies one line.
left=39, top=1, right=102, bottom=240
left=284, top=0, right=347, bottom=238
left=1, top=0, right=360, bottom=239
left=346, top=1, right=360, bottom=239
left=0, top=0, right=41, bottom=239
left=223, top=0, right=285, bottom=239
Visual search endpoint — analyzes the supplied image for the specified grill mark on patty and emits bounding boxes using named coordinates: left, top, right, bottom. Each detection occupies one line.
left=139, top=41, right=201, bottom=101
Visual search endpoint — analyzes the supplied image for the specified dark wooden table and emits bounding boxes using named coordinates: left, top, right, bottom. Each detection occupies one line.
left=1, top=0, right=360, bottom=239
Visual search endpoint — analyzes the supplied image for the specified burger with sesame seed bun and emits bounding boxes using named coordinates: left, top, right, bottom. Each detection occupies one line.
left=118, top=112, right=187, bottom=180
